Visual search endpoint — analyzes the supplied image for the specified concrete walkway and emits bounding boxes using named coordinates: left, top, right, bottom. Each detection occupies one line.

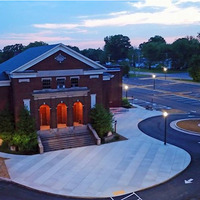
left=0, top=106, right=190, bottom=198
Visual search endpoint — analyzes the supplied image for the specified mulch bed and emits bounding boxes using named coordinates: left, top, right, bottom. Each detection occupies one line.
left=177, top=119, right=200, bottom=133
left=0, top=158, right=10, bottom=179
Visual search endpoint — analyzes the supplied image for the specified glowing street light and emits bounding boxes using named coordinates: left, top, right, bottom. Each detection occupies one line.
left=163, top=111, right=168, bottom=145
left=152, top=74, right=156, bottom=90
left=125, top=85, right=129, bottom=99
left=163, top=67, right=168, bottom=80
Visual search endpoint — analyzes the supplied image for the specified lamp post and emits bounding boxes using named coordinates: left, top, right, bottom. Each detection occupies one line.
left=125, top=85, right=129, bottom=99
left=163, top=67, right=167, bottom=80
left=114, top=120, right=117, bottom=133
left=163, top=111, right=168, bottom=145
left=152, top=74, right=156, bottom=90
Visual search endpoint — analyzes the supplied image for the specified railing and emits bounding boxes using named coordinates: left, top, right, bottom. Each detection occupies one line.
left=87, top=124, right=101, bottom=145
left=37, top=135, right=44, bottom=154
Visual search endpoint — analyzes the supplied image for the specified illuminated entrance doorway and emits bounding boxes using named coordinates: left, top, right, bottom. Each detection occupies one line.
left=39, top=104, right=50, bottom=130
left=73, top=102, right=83, bottom=126
left=57, top=103, right=67, bottom=128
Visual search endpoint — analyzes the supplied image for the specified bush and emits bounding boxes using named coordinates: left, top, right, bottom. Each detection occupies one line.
left=12, top=131, right=38, bottom=153
left=90, top=104, right=114, bottom=138
left=16, top=107, right=36, bottom=134
left=122, top=98, right=132, bottom=108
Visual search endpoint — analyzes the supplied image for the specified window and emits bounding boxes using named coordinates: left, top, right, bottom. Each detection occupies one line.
left=91, top=94, right=96, bottom=108
left=42, top=79, right=51, bottom=89
left=71, top=78, right=79, bottom=87
left=23, top=99, right=30, bottom=112
left=57, top=78, right=65, bottom=89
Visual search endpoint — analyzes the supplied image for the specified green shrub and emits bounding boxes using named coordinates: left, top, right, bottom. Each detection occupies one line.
left=16, top=107, right=36, bottom=134
left=12, top=131, right=38, bottom=152
left=90, top=104, right=114, bottom=138
left=122, top=98, right=132, bottom=108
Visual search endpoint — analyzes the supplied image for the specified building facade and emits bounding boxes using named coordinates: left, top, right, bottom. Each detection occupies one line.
left=0, top=44, right=122, bottom=131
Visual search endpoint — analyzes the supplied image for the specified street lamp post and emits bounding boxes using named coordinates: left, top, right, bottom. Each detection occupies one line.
left=152, top=74, right=156, bottom=90
left=163, top=111, right=168, bottom=145
left=163, top=67, right=167, bottom=80
left=125, top=85, right=129, bottom=99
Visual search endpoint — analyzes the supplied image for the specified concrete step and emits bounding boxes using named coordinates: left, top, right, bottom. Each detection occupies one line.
left=40, top=131, right=96, bottom=152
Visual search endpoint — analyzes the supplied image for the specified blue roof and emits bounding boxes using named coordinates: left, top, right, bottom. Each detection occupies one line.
left=0, top=44, right=58, bottom=80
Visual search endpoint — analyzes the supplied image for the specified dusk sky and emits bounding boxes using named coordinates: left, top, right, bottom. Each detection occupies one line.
left=0, top=0, right=199, bottom=50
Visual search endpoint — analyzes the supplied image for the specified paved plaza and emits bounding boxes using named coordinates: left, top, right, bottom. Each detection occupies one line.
left=0, top=106, right=191, bottom=198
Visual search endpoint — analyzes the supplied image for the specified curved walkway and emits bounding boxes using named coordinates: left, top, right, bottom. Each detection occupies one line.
left=0, top=107, right=190, bottom=198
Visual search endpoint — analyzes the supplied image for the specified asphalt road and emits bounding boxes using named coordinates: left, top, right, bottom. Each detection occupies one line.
left=137, top=113, right=200, bottom=200
left=124, top=76, right=200, bottom=114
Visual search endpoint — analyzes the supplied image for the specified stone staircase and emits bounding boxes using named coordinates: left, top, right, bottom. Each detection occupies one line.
left=38, top=125, right=96, bottom=152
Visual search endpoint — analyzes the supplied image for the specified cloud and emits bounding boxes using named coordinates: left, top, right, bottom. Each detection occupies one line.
left=0, top=31, right=72, bottom=48
left=33, top=0, right=199, bottom=31
left=33, top=23, right=79, bottom=29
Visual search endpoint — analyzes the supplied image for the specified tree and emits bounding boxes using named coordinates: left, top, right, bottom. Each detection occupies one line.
left=66, top=45, right=80, bottom=53
left=16, top=107, right=36, bottom=134
left=24, top=41, right=48, bottom=50
left=104, top=34, right=132, bottom=61
left=188, top=55, right=200, bottom=82
left=90, top=104, right=114, bottom=138
left=139, top=35, right=167, bottom=69
left=1, top=44, right=25, bottom=62
left=81, top=48, right=104, bottom=61
left=171, top=37, right=200, bottom=70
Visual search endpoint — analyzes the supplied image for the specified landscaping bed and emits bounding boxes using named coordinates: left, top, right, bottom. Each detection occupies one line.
left=176, top=119, right=200, bottom=133
left=0, top=157, right=10, bottom=179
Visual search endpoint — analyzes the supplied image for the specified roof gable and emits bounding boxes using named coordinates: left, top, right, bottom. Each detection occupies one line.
left=0, top=43, right=106, bottom=80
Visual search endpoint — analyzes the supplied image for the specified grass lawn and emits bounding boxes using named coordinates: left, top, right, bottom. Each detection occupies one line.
left=177, top=119, right=200, bottom=133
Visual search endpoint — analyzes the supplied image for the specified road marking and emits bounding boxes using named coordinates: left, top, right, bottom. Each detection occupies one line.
left=198, top=142, right=200, bottom=144
left=184, top=178, right=193, bottom=184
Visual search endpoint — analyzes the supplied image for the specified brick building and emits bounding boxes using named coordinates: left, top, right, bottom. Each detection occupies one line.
left=0, top=44, right=122, bottom=131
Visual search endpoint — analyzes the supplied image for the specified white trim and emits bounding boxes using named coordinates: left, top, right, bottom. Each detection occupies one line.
left=41, top=78, right=52, bottom=81
left=70, top=76, right=80, bottom=79
left=12, top=44, right=107, bottom=73
left=83, top=70, right=104, bottom=75
left=10, top=73, right=37, bottom=78
left=90, top=75, right=99, bottom=79
left=0, top=80, right=10, bottom=87
left=19, top=79, right=30, bottom=83
left=56, top=77, right=66, bottom=80
left=103, top=76, right=111, bottom=81
left=37, top=69, right=83, bottom=77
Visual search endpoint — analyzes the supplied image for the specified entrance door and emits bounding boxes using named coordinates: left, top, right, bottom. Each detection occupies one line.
left=39, top=105, right=50, bottom=130
left=57, top=103, right=67, bottom=128
left=73, top=102, right=83, bottom=126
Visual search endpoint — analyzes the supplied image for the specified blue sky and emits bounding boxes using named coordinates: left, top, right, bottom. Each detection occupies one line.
left=0, top=0, right=199, bottom=49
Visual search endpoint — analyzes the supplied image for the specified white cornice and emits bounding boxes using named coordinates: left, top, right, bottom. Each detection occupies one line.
left=10, top=73, right=37, bottom=78
left=0, top=80, right=11, bottom=87
left=12, top=44, right=107, bottom=73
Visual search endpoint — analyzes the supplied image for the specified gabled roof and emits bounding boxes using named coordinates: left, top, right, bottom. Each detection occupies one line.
left=0, top=43, right=107, bottom=80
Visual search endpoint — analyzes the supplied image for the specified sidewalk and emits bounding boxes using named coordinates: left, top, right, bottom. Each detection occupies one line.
left=0, top=106, right=191, bottom=198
